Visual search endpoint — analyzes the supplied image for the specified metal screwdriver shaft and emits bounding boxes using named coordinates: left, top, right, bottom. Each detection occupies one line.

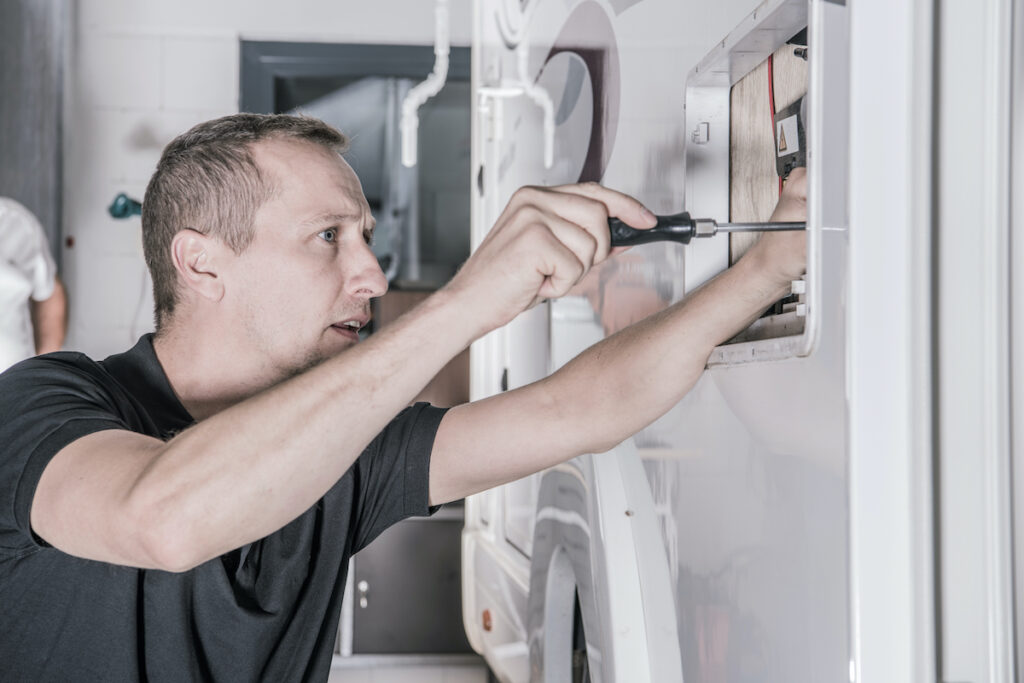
left=715, top=221, right=806, bottom=232
left=608, top=213, right=805, bottom=247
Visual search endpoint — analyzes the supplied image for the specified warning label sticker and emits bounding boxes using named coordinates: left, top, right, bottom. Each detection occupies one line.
left=777, top=114, right=799, bottom=157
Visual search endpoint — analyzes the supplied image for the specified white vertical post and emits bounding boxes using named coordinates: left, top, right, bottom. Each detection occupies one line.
left=934, top=0, right=1014, bottom=678
left=847, top=0, right=937, bottom=680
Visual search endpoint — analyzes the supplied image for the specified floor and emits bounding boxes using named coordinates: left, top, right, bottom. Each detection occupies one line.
left=327, top=659, right=490, bottom=683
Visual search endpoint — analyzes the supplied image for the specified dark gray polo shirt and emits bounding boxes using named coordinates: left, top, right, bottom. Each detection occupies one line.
left=0, top=335, right=446, bottom=681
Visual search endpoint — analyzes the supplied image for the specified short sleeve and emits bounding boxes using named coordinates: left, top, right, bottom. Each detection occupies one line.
left=0, top=200, right=57, bottom=302
left=27, top=247, right=57, bottom=303
left=0, top=355, right=129, bottom=554
left=350, top=402, right=448, bottom=552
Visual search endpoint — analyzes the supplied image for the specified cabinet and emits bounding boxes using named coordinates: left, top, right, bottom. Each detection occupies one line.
left=350, top=507, right=472, bottom=654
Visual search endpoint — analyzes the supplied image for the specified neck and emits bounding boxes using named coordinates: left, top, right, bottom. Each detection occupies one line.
left=152, top=315, right=283, bottom=422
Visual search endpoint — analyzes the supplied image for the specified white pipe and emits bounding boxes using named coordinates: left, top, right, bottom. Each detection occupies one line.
left=400, top=0, right=450, bottom=167
left=477, top=85, right=526, bottom=98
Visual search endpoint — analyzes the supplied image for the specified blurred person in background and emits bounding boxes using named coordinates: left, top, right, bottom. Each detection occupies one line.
left=0, top=197, right=67, bottom=372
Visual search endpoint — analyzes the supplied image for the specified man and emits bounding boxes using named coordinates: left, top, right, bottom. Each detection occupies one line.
left=0, top=114, right=805, bottom=680
left=0, top=197, right=67, bottom=372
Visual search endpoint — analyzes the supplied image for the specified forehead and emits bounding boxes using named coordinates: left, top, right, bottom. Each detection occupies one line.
left=251, top=137, right=369, bottom=218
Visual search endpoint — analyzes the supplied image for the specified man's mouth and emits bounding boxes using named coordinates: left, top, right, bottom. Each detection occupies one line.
left=331, top=319, right=366, bottom=342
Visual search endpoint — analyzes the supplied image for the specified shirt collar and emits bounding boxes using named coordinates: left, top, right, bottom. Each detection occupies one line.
left=101, top=334, right=195, bottom=437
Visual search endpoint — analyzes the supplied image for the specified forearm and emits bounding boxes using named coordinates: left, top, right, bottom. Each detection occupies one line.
left=430, top=253, right=791, bottom=504
left=543, top=252, right=790, bottom=455
left=30, top=277, right=67, bottom=354
left=129, top=289, right=478, bottom=570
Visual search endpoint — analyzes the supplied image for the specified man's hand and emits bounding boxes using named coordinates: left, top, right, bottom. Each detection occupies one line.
left=442, top=183, right=657, bottom=335
left=741, top=167, right=808, bottom=287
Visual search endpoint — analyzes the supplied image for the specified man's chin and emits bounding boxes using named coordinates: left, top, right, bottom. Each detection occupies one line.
left=286, top=340, right=354, bottom=379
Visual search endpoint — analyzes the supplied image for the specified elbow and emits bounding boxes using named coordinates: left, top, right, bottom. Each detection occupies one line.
left=128, top=494, right=206, bottom=573
left=139, top=517, right=204, bottom=573
left=142, top=530, right=203, bottom=574
left=588, top=435, right=626, bottom=456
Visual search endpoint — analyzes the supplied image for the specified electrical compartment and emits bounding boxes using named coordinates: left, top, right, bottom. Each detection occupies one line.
left=684, top=0, right=848, bottom=365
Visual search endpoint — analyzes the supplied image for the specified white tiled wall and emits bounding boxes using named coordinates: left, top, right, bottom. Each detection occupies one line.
left=63, top=0, right=471, bottom=357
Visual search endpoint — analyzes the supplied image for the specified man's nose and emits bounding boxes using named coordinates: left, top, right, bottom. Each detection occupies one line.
left=346, top=243, right=388, bottom=299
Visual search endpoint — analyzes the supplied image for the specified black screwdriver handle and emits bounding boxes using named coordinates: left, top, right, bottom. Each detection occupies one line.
left=608, top=211, right=696, bottom=246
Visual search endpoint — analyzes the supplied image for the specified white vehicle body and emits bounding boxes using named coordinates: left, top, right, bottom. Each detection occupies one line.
left=461, top=0, right=1020, bottom=681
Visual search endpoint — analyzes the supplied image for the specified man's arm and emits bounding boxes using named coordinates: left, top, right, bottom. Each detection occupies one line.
left=32, top=293, right=477, bottom=571
left=30, top=184, right=654, bottom=572
left=428, top=169, right=807, bottom=505
left=30, top=275, right=67, bottom=354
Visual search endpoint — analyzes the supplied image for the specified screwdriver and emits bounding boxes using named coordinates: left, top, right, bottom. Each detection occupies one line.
left=608, top=212, right=805, bottom=247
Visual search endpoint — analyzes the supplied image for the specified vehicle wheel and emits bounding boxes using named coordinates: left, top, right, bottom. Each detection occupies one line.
left=571, top=591, right=590, bottom=683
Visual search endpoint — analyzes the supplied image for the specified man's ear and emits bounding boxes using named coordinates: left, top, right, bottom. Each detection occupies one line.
left=170, top=229, right=226, bottom=303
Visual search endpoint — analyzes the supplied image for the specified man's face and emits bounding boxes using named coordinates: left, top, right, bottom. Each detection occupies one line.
left=224, top=138, right=387, bottom=380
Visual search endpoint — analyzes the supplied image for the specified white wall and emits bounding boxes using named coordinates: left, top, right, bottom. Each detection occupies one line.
left=63, top=0, right=471, bottom=358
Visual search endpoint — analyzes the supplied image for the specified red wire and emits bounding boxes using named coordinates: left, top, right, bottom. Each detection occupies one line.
left=767, top=54, right=782, bottom=196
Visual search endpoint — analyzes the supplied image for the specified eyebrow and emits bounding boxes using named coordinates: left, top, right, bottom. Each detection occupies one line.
left=299, top=213, right=362, bottom=228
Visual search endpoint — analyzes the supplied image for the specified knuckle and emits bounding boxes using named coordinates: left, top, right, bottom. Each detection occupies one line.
left=566, top=251, right=585, bottom=276
left=513, top=185, right=545, bottom=204
left=511, top=204, right=544, bottom=228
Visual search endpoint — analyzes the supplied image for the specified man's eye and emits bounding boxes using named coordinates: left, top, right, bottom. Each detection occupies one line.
left=318, top=228, right=337, bottom=243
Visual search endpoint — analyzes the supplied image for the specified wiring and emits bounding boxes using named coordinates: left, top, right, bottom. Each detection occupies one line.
left=767, top=53, right=782, bottom=197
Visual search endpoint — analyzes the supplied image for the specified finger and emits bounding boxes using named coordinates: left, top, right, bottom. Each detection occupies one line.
left=769, top=194, right=808, bottom=223
left=532, top=229, right=585, bottom=300
left=552, top=181, right=658, bottom=241
left=781, top=167, right=807, bottom=201
left=491, top=200, right=598, bottom=274
left=769, top=197, right=806, bottom=223
left=537, top=210, right=599, bottom=277
left=516, top=187, right=612, bottom=264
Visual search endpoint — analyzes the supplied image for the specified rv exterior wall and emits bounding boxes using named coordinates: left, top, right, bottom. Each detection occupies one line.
left=466, top=1, right=851, bottom=681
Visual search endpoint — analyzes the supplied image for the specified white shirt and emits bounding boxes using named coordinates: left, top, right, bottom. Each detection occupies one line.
left=0, top=198, right=57, bottom=372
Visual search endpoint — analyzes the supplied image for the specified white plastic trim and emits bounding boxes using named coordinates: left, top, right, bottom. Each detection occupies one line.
left=517, top=42, right=554, bottom=169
